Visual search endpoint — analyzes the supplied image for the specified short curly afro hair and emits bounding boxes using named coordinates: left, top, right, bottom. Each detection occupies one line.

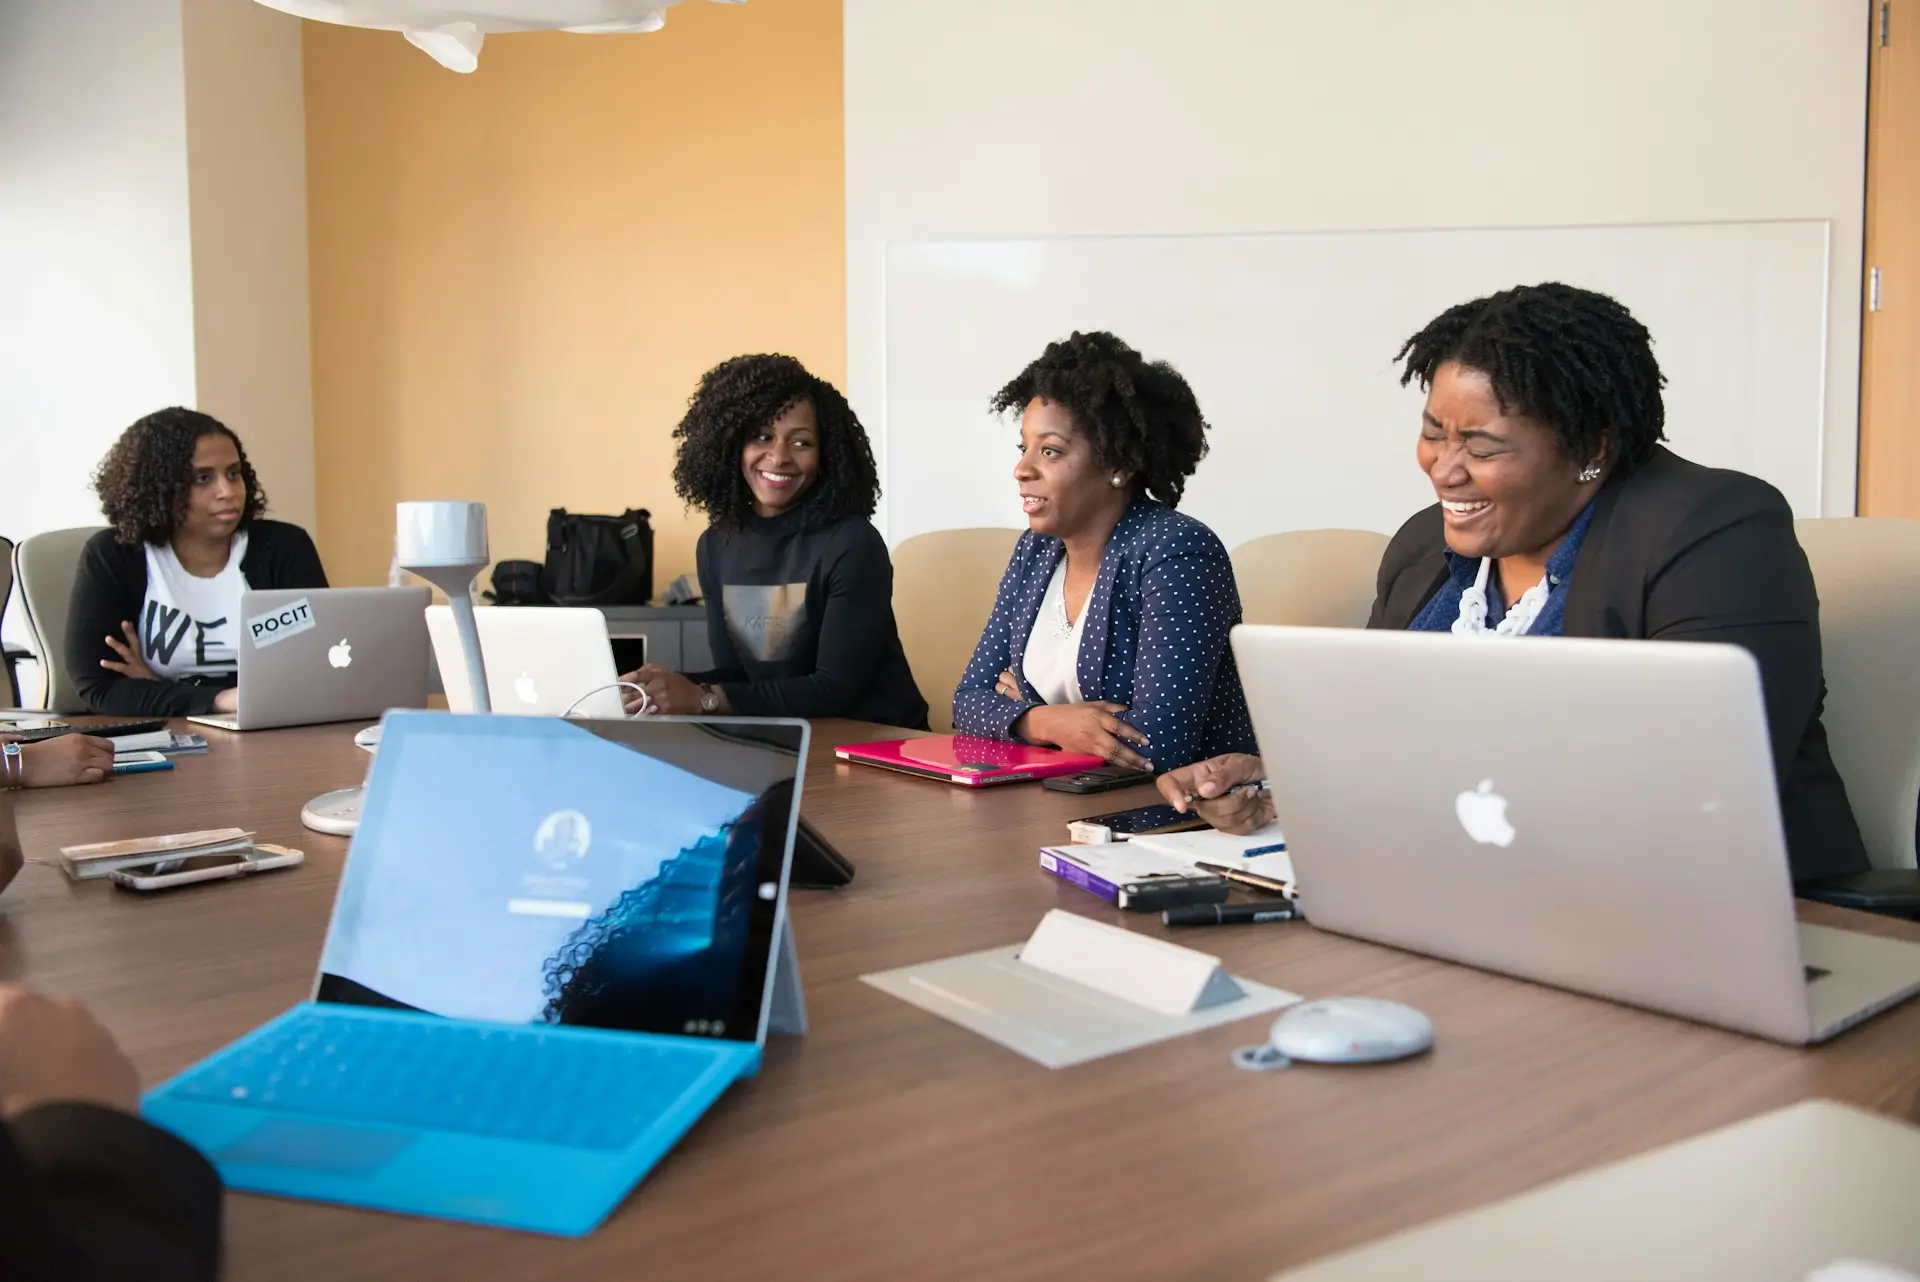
left=1395, top=282, right=1668, bottom=472
left=671, top=355, right=880, bottom=531
left=989, top=330, right=1209, bottom=508
left=93, top=407, right=266, bottom=546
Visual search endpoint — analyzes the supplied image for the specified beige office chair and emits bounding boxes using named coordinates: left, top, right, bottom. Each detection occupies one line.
left=1795, top=517, right=1920, bottom=870
left=891, top=527, right=1023, bottom=732
left=0, top=536, right=22, bottom=705
left=1231, top=529, right=1390, bottom=629
left=15, top=527, right=106, bottom=713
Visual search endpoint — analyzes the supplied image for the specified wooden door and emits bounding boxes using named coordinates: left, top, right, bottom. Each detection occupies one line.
left=1861, top=0, right=1920, bottom=516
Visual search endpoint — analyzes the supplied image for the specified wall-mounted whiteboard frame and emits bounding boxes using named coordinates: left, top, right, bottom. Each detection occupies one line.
left=878, top=220, right=1832, bottom=551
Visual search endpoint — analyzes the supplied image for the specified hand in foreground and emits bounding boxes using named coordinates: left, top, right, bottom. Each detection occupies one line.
left=620, top=665, right=709, bottom=716
left=212, top=687, right=239, bottom=714
left=1017, top=702, right=1151, bottom=772
left=99, top=621, right=158, bottom=682
left=994, top=668, right=1022, bottom=700
left=0, top=984, right=140, bottom=1118
left=20, top=734, right=113, bottom=787
left=1157, top=753, right=1273, bottom=834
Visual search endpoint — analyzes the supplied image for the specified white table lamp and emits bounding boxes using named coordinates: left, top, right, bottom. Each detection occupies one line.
left=300, top=501, right=493, bottom=838
left=396, top=500, right=492, bottom=713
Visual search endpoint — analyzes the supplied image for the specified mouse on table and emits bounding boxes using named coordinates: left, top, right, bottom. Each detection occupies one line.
left=1235, top=997, right=1434, bottom=1071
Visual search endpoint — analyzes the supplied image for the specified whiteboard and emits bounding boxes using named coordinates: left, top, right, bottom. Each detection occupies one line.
left=879, top=221, right=1832, bottom=551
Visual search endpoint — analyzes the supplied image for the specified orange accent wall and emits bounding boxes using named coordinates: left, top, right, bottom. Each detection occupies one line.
left=303, top=1, right=845, bottom=591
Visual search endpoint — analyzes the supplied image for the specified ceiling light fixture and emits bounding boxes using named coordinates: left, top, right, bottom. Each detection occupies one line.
left=252, top=1, right=745, bottom=73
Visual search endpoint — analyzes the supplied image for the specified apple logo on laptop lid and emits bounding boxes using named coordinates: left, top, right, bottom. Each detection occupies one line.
left=327, top=640, right=353, bottom=669
left=515, top=672, right=540, bottom=705
left=1455, top=779, right=1515, bottom=847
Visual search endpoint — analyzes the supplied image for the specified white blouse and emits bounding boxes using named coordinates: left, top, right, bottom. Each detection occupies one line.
left=1020, top=559, right=1085, bottom=706
left=139, top=531, right=251, bottom=679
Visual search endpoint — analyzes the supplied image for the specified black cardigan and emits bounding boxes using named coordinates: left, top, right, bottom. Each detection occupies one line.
left=690, top=511, right=929, bottom=729
left=1, top=1102, right=223, bottom=1282
left=1368, top=446, right=1868, bottom=885
left=66, top=520, right=328, bottom=717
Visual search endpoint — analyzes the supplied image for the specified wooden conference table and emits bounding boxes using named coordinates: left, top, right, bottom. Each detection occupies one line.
left=7, top=718, right=1920, bottom=1281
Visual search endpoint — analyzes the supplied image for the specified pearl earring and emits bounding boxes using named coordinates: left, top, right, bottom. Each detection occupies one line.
left=1110, top=474, right=1125, bottom=488
left=1578, top=464, right=1602, bottom=484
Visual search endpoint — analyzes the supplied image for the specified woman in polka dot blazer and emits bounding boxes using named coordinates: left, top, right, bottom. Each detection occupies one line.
left=952, top=331, right=1257, bottom=772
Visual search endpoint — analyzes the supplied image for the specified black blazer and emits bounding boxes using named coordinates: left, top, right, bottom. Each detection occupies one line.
left=1368, top=447, right=1867, bottom=885
left=1, top=1102, right=222, bottom=1282
left=66, top=519, right=328, bottom=717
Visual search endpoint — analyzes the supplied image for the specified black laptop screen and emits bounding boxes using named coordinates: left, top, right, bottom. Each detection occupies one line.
left=316, top=713, right=804, bottom=1044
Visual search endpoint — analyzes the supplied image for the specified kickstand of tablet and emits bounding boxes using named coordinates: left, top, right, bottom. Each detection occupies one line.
left=767, top=921, right=808, bottom=1037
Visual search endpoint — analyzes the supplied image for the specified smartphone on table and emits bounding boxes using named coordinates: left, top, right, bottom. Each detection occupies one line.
left=110, top=845, right=304, bottom=892
left=1075, top=801, right=1209, bottom=839
left=1042, top=766, right=1155, bottom=795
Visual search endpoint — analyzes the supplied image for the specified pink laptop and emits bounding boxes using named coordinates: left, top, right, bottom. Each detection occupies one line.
left=834, top=735, right=1105, bottom=787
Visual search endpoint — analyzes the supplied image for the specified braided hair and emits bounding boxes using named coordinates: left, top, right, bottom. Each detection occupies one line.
left=1395, top=282, right=1668, bottom=471
left=92, top=407, right=266, bottom=546
left=990, top=330, right=1210, bottom=508
left=671, top=355, right=880, bottom=530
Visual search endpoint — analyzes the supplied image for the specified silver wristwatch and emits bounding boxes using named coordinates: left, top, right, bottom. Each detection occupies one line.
left=698, top=686, right=721, bottom=715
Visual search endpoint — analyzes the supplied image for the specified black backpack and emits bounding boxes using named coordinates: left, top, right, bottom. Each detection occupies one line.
left=542, top=508, right=654, bottom=606
left=484, top=560, right=549, bottom=606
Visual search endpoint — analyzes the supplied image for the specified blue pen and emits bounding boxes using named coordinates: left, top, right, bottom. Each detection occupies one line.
left=1244, top=842, right=1287, bottom=857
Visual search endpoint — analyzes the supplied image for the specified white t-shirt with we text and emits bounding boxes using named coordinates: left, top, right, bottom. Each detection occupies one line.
left=139, top=531, right=250, bottom=680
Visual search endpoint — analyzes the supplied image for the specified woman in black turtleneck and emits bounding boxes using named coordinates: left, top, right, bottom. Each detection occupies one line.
left=622, top=355, right=929, bottom=730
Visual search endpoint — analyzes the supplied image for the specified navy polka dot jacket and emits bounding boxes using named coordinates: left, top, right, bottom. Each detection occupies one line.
left=952, top=499, right=1257, bottom=771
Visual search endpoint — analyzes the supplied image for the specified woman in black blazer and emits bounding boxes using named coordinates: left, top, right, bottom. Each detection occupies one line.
left=66, top=408, right=327, bottom=718
left=1159, top=283, right=1867, bottom=885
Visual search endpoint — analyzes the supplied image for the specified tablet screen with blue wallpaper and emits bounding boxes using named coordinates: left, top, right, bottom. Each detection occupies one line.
left=316, top=713, right=803, bottom=1044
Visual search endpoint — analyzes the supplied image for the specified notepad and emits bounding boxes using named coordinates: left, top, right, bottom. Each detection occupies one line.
left=1126, top=823, right=1293, bottom=883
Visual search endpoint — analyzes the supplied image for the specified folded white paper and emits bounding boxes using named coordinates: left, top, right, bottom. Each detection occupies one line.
left=863, top=911, right=1297, bottom=1068
left=1019, top=908, right=1246, bottom=1016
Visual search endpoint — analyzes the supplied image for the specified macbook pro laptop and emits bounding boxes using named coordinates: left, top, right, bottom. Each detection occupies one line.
left=189, top=588, right=432, bottom=731
left=1232, top=626, right=1920, bottom=1045
left=835, top=734, right=1104, bottom=786
left=428, top=605, right=628, bottom=718
left=144, top=711, right=811, bottom=1235
left=1272, top=1099, right=1920, bottom=1281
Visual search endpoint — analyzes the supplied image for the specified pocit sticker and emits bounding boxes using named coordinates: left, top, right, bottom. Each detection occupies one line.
left=245, top=598, right=316, bottom=649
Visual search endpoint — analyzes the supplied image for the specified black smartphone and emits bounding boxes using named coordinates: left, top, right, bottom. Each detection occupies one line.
left=1797, top=868, right=1920, bottom=915
left=1075, top=801, right=1209, bottom=838
left=1042, top=766, right=1155, bottom=795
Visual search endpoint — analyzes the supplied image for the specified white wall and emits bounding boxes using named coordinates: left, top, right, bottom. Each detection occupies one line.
left=0, top=0, right=198, bottom=559
left=846, top=0, right=1871, bottom=539
left=0, top=0, right=312, bottom=681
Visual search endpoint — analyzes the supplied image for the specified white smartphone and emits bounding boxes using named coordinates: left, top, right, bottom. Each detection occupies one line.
left=109, top=844, right=303, bottom=892
left=112, top=750, right=172, bottom=775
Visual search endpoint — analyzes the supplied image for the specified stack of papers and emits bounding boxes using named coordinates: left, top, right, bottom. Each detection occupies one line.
left=59, top=829, right=254, bottom=880
left=109, top=731, right=209, bottom=757
left=1125, top=823, right=1293, bottom=884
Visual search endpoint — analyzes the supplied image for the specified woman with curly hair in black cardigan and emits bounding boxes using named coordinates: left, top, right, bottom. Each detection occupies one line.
left=67, top=407, right=327, bottom=717
left=622, top=355, right=928, bottom=729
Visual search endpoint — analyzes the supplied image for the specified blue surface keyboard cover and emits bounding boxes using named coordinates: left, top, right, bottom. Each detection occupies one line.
left=159, top=1005, right=743, bottom=1153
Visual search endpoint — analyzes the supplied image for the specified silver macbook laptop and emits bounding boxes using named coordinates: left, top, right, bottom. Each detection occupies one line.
left=1272, top=1100, right=1920, bottom=1280
left=189, top=587, right=431, bottom=732
left=1232, top=626, right=1920, bottom=1045
left=427, top=605, right=629, bottom=718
